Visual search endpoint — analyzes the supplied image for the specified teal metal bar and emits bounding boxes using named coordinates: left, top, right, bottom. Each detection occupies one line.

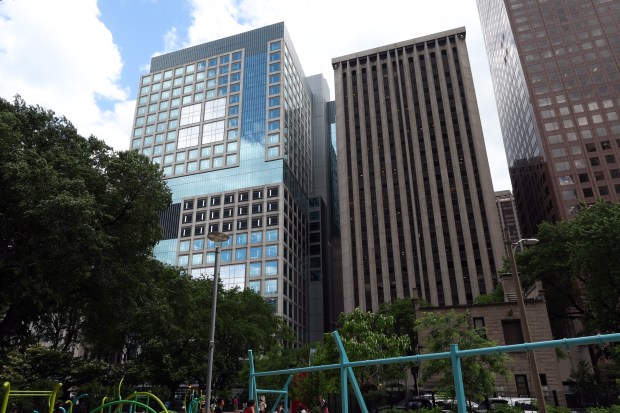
left=458, top=333, right=620, bottom=357
left=247, top=332, right=620, bottom=413
left=265, top=375, right=293, bottom=413
left=450, top=344, right=467, bottom=413
left=333, top=332, right=368, bottom=413
left=333, top=332, right=349, bottom=413
left=249, top=350, right=257, bottom=402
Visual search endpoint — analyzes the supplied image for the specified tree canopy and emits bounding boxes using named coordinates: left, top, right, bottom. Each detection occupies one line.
left=415, top=311, right=510, bottom=403
left=517, top=200, right=620, bottom=336
left=0, top=96, right=172, bottom=350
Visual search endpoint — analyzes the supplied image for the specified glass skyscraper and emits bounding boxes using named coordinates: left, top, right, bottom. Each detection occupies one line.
left=477, top=0, right=620, bottom=237
left=129, top=23, right=337, bottom=343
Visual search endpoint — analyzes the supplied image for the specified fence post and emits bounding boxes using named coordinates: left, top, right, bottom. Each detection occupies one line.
left=450, top=344, right=467, bottom=413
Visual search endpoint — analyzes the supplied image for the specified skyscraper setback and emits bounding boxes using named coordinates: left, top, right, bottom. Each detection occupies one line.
left=477, top=0, right=620, bottom=237
left=333, top=28, right=504, bottom=312
left=128, top=23, right=337, bottom=343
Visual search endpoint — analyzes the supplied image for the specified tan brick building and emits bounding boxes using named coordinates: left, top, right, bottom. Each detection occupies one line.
left=417, top=274, right=566, bottom=406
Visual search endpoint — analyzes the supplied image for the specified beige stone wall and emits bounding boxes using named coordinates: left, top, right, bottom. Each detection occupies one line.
left=417, top=302, right=566, bottom=406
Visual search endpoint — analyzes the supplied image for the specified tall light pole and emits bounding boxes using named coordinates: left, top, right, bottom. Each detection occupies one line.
left=205, top=231, right=230, bottom=413
left=504, top=227, right=546, bottom=413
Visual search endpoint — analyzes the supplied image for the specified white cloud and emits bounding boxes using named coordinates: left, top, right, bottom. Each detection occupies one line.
left=0, top=0, right=511, bottom=190
left=182, top=0, right=511, bottom=191
left=0, top=0, right=132, bottom=151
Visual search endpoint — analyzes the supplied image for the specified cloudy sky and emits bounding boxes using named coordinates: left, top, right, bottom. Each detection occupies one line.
left=0, top=0, right=511, bottom=191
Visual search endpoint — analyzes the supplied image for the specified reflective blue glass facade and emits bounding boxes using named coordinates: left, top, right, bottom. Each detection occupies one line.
left=129, top=23, right=322, bottom=343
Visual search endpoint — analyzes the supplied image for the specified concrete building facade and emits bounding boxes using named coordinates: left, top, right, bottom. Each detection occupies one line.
left=332, top=28, right=504, bottom=313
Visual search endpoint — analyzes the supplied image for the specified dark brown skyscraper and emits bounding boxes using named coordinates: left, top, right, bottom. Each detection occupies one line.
left=333, top=28, right=504, bottom=313
left=477, top=0, right=620, bottom=236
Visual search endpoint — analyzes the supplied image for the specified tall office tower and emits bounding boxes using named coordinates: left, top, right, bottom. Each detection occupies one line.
left=477, top=0, right=620, bottom=237
left=333, top=28, right=504, bottom=312
left=129, top=23, right=337, bottom=343
left=495, top=190, right=522, bottom=255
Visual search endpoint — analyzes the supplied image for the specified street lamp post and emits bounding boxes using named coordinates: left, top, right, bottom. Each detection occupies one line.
left=205, top=231, right=230, bottom=413
left=503, top=227, right=547, bottom=413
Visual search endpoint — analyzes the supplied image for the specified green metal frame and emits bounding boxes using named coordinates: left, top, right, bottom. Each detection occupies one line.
left=1, top=382, right=62, bottom=413
left=248, top=332, right=620, bottom=413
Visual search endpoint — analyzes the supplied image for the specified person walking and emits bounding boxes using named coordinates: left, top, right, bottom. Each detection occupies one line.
left=244, top=400, right=255, bottom=413
left=215, top=399, right=225, bottom=413
left=233, top=396, right=239, bottom=413
left=258, top=396, right=267, bottom=413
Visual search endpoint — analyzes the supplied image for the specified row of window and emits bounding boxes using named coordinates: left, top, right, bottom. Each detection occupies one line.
left=179, top=229, right=279, bottom=251
left=141, top=51, right=243, bottom=85
left=140, top=69, right=242, bottom=97
left=179, top=245, right=279, bottom=266
left=181, top=256, right=278, bottom=278
left=182, top=201, right=279, bottom=223
left=180, top=215, right=279, bottom=236
left=182, top=188, right=279, bottom=210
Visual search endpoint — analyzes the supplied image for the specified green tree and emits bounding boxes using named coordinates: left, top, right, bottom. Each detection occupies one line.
left=518, top=200, right=620, bottom=336
left=415, top=310, right=510, bottom=403
left=291, top=308, right=410, bottom=409
left=379, top=299, right=420, bottom=393
left=0, top=96, right=171, bottom=351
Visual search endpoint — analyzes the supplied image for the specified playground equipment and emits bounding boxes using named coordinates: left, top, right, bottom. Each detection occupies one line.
left=63, top=394, right=89, bottom=413
left=248, top=331, right=620, bottom=413
left=92, top=379, right=173, bottom=413
left=1, top=382, right=62, bottom=413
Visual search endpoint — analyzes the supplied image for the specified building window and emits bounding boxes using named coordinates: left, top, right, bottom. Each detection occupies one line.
left=473, top=317, right=486, bottom=337
left=252, top=218, right=262, bottom=228
left=253, top=190, right=263, bottom=199
left=202, top=120, right=225, bottom=144
left=204, top=97, right=226, bottom=120
left=252, top=203, right=263, bottom=214
left=251, top=231, right=262, bottom=243
left=237, top=219, right=248, bottom=230
left=181, top=227, right=191, bottom=237
left=236, top=233, right=247, bottom=245
left=180, top=103, right=202, bottom=126
left=221, top=250, right=232, bottom=262
left=179, top=240, right=190, bottom=252
left=266, top=229, right=278, bottom=242
left=250, top=246, right=262, bottom=259
left=178, top=126, right=200, bottom=148
left=265, top=279, right=278, bottom=294
left=249, top=262, right=262, bottom=277
left=235, top=248, right=247, bottom=261
left=238, top=205, right=248, bottom=215
left=184, top=200, right=194, bottom=210
left=211, top=196, right=221, bottom=206
left=249, top=280, right=261, bottom=293
left=224, top=193, right=235, bottom=204
left=195, top=225, right=205, bottom=236
left=266, top=245, right=278, bottom=257
left=502, top=320, right=524, bottom=345
left=515, top=375, right=530, bottom=397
